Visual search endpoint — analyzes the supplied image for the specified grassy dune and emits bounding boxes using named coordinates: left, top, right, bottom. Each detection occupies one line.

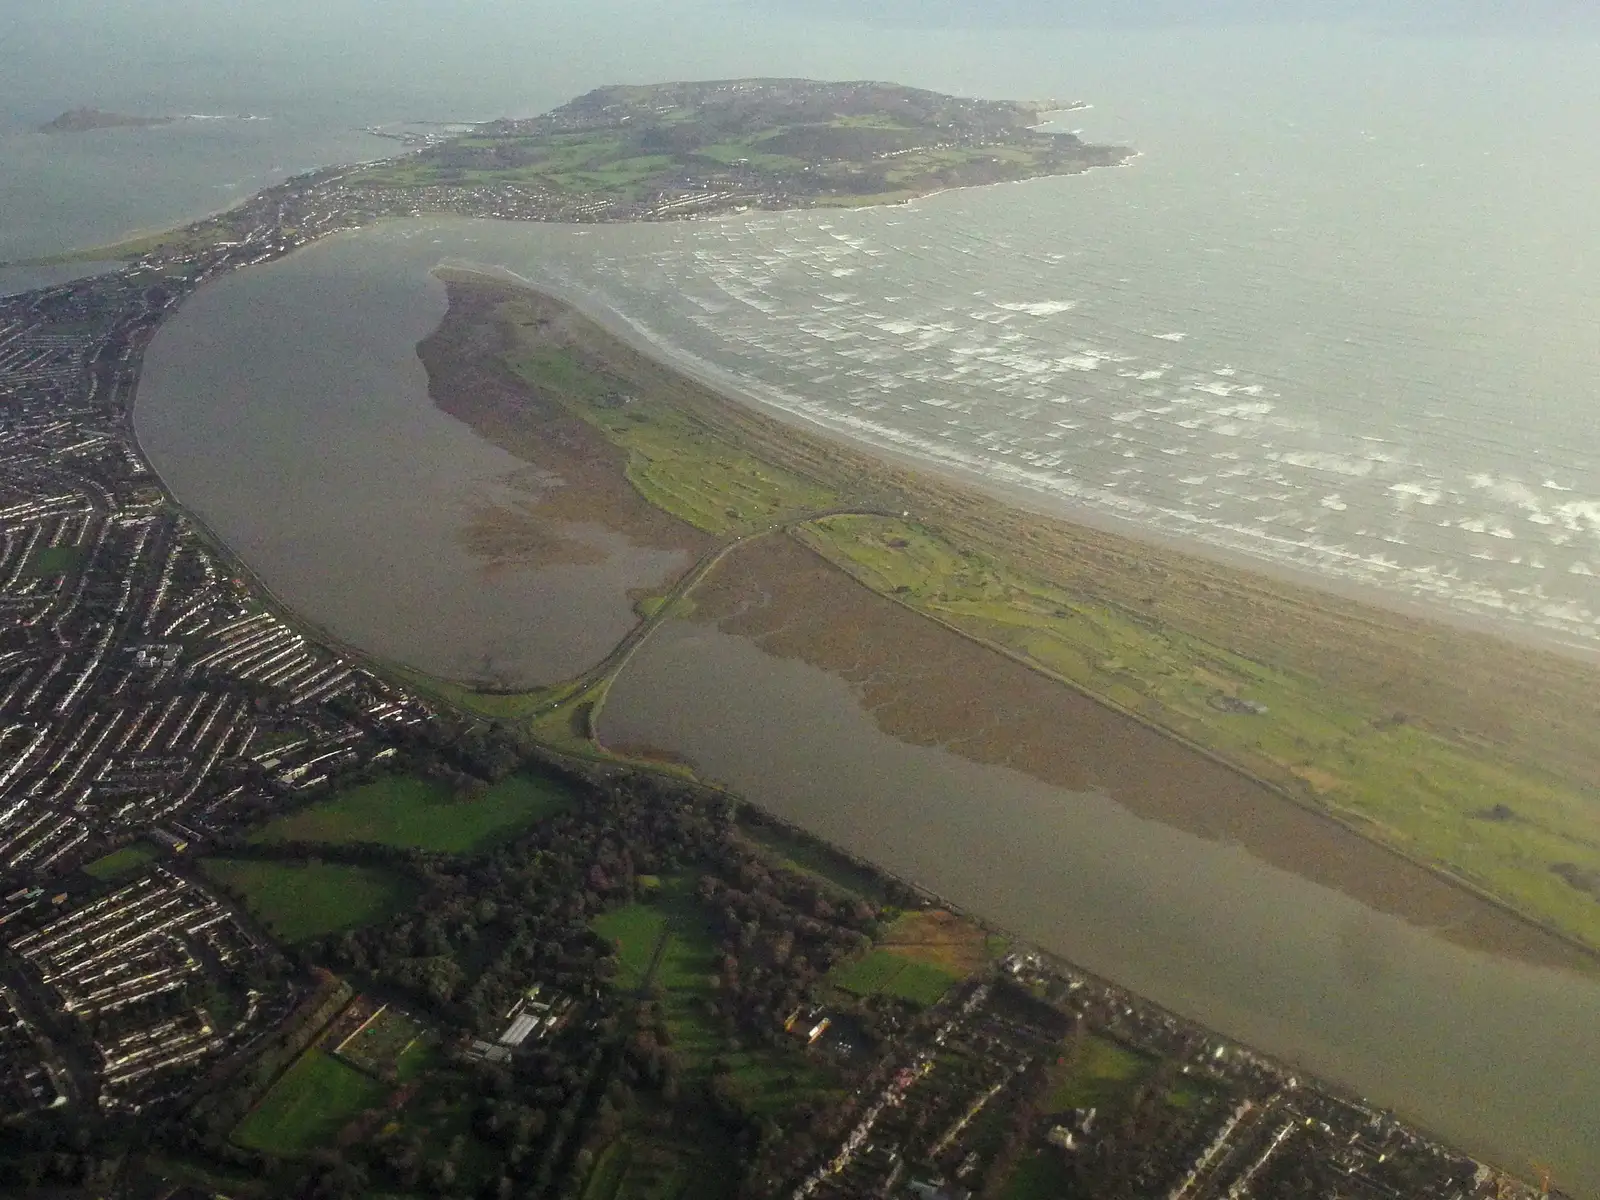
left=498, top=335, right=838, bottom=536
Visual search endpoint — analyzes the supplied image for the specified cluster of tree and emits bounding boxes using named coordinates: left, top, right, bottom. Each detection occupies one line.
left=0, top=1109, right=125, bottom=1192
left=300, top=773, right=896, bottom=1195
left=975, top=1035, right=1215, bottom=1200
left=1, top=730, right=926, bottom=1197
left=694, top=855, right=879, bottom=1040
left=304, top=784, right=703, bottom=1028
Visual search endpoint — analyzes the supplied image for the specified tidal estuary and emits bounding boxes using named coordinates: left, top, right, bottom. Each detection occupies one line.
left=136, top=232, right=691, bottom=687
left=596, top=537, right=1600, bottom=1193
left=133, top=221, right=1600, bottom=1193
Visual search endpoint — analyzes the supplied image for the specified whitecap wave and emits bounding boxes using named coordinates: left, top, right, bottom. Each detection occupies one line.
left=995, top=300, right=1077, bottom=316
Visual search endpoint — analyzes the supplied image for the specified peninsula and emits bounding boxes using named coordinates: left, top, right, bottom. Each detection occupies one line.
left=12, top=78, right=1132, bottom=270
left=39, top=107, right=174, bottom=133
left=349, top=79, right=1130, bottom=212
left=0, top=80, right=1574, bottom=1198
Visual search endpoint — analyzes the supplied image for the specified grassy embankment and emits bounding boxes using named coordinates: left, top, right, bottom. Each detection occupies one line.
left=586, top=877, right=842, bottom=1199
left=424, top=281, right=1600, bottom=957
left=733, top=813, right=897, bottom=902
left=248, top=770, right=576, bottom=854
left=199, top=859, right=414, bottom=943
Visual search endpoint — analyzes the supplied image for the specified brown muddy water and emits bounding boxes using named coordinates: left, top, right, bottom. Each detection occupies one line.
left=600, top=537, right=1600, bottom=1194
left=134, top=230, right=690, bottom=686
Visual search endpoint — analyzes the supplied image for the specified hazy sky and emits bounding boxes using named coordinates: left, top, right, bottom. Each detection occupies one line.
left=2, top=0, right=1593, bottom=125
left=4, top=0, right=1593, bottom=90
left=778, top=0, right=1596, bottom=28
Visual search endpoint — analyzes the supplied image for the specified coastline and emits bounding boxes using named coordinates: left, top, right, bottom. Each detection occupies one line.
left=106, top=216, right=1593, bottom=1200
left=410, top=263, right=1600, bottom=961
left=449, top=246, right=1600, bottom=671
left=16, top=61, right=1600, bottom=1193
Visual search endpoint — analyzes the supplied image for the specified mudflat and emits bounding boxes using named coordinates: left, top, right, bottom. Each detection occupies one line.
left=676, top=533, right=1592, bottom=973
left=417, top=276, right=714, bottom=571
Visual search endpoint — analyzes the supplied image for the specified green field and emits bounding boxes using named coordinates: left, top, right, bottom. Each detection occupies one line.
left=249, top=771, right=576, bottom=853
left=585, top=882, right=840, bottom=1199
left=233, top=1049, right=386, bottom=1156
left=592, top=882, right=836, bottom=1110
left=1043, top=1035, right=1156, bottom=1114
left=22, top=545, right=85, bottom=577
left=827, top=908, right=991, bottom=1008
left=1002, top=1149, right=1076, bottom=1200
left=580, top=1131, right=734, bottom=1200
left=83, top=841, right=159, bottom=882
left=1166, top=1075, right=1217, bottom=1111
left=200, top=858, right=412, bottom=943
left=829, top=948, right=960, bottom=1007
left=593, top=903, right=669, bottom=992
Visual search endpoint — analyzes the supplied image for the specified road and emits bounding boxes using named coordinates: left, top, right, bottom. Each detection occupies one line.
left=529, top=505, right=902, bottom=731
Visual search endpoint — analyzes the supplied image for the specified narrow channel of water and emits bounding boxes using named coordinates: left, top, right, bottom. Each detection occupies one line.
left=601, top=614, right=1600, bottom=1194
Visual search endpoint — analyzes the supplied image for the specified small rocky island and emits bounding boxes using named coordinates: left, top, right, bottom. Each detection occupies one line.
left=40, top=107, right=173, bottom=133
